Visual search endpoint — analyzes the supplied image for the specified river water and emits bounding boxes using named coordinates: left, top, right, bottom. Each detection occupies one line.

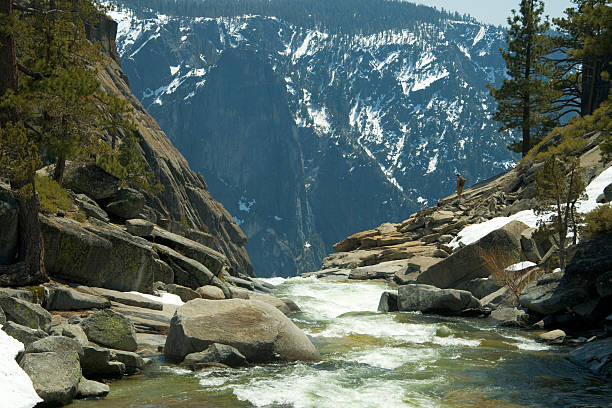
left=73, top=277, right=612, bottom=408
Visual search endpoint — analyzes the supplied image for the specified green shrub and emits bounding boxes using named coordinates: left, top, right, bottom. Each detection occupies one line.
left=35, top=174, right=72, bottom=214
left=583, top=204, right=612, bottom=238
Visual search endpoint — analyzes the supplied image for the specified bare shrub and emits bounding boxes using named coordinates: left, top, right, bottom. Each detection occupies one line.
left=478, top=247, right=544, bottom=301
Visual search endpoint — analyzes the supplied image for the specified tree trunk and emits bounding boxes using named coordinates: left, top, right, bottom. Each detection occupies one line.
left=52, top=154, right=66, bottom=185
left=0, top=179, right=47, bottom=286
left=522, top=4, right=533, bottom=157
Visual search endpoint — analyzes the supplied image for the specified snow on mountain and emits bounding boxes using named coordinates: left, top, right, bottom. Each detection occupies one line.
left=105, top=1, right=517, bottom=276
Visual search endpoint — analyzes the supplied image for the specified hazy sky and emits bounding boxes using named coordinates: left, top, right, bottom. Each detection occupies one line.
left=410, top=0, right=574, bottom=26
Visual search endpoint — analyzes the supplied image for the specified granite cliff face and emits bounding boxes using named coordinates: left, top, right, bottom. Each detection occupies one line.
left=106, top=0, right=518, bottom=276
left=88, top=14, right=254, bottom=277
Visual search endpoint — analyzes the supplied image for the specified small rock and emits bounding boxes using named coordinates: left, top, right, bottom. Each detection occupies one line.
left=182, top=343, right=247, bottom=369
left=539, top=329, right=566, bottom=344
left=489, top=307, right=527, bottom=327
left=126, top=218, right=155, bottom=237
left=166, top=284, right=201, bottom=302
left=74, top=193, right=109, bottom=222
left=50, top=324, right=89, bottom=347
left=0, top=294, right=52, bottom=331
left=377, top=291, right=398, bottom=312
left=0, top=305, right=5, bottom=324
left=196, top=285, right=225, bottom=300
left=68, top=315, right=82, bottom=324
left=111, top=349, right=146, bottom=375
left=81, top=309, right=138, bottom=352
left=43, top=285, right=111, bottom=311
left=82, top=344, right=126, bottom=379
left=76, top=377, right=110, bottom=399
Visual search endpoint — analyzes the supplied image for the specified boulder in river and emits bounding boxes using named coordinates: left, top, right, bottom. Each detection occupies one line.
left=76, top=378, right=110, bottom=399
left=398, top=284, right=481, bottom=315
left=568, top=338, right=612, bottom=379
left=377, top=291, right=399, bottom=312
left=164, top=298, right=320, bottom=363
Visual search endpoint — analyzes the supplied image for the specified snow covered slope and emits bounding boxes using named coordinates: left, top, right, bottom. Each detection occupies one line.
left=106, top=1, right=517, bottom=276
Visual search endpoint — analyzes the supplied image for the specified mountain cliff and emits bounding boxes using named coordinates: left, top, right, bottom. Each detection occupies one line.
left=88, top=12, right=254, bottom=277
left=107, top=0, right=518, bottom=276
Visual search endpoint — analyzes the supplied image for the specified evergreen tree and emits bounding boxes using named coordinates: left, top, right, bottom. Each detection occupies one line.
left=553, top=0, right=612, bottom=116
left=488, top=0, right=558, bottom=157
left=0, top=0, right=47, bottom=286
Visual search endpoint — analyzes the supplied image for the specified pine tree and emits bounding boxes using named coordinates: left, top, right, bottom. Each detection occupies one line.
left=553, top=0, right=612, bottom=116
left=0, top=0, right=47, bottom=286
left=488, top=0, right=559, bottom=157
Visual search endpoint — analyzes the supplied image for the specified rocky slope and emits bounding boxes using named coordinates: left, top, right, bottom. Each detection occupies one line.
left=306, top=130, right=612, bottom=377
left=105, top=0, right=518, bottom=276
left=88, top=12, right=253, bottom=277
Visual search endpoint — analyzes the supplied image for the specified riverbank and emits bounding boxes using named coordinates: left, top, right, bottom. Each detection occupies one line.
left=72, top=278, right=612, bottom=407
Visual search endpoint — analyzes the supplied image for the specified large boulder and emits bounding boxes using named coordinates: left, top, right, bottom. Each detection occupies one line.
left=398, top=284, right=481, bottom=315
left=182, top=343, right=247, bottom=369
left=519, top=271, right=589, bottom=315
left=417, top=220, right=529, bottom=289
left=164, top=298, right=320, bottom=363
left=43, top=285, right=111, bottom=311
left=104, top=188, right=146, bottom=219
left=480, top=286, right=517, bottom=309
left=20, top=337, right=82, bottom=406
left=2, top=321, right=48, bottom=346
left=41, top=215, right=157, bottom=293
left=520, top=228, right=542, bottom=263
left=0, top=190, right=19, bottom=264
left=63, top=162, right=120, bottom=200
left=81, top=309, right=137, bottom=352
left=0, top=294, right=52, bottom=331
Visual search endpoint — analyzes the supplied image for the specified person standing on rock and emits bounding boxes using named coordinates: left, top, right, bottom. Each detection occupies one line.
left=456, top=173, right=466, bottom=197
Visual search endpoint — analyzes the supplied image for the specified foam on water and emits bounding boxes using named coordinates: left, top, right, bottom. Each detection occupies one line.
left=179, top=277, right=603, bottom=408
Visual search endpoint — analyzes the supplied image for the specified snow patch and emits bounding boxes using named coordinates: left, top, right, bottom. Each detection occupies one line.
left=129, top=292, right=184, bottom=306
left=0, top=325, right=43, bottom=408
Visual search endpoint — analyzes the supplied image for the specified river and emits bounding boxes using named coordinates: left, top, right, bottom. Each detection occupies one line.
left=72, top=277, right=612, bottom=407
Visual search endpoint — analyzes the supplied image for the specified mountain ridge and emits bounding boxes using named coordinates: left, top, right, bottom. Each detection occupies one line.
left=108, top=0, right=519, bottom=276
